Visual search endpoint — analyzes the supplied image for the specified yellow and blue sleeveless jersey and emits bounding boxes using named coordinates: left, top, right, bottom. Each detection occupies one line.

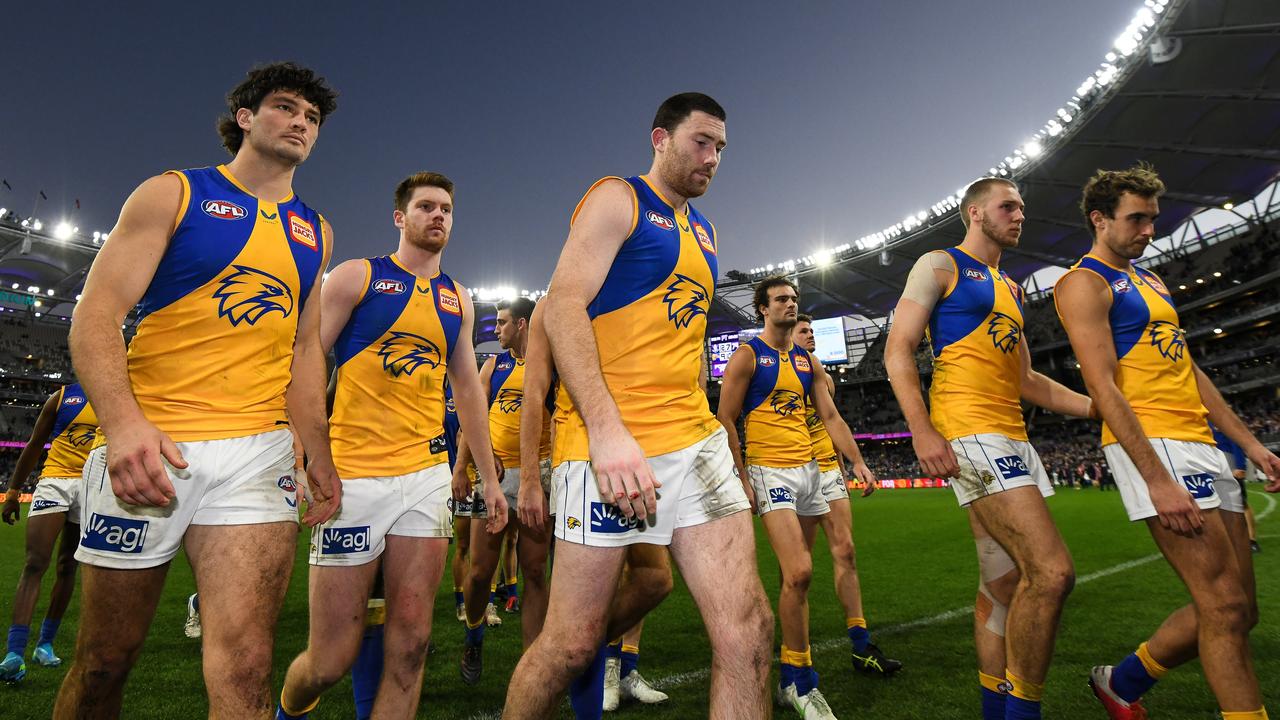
left=741, top=338, right=816, bottom=468
left=41, top=383, right=98, bottom=478
left=1057, top=254, right=1210, bottom=446
left=926, top=247, right=1027, bottom=441
left=122, top=165, right=326, bottom=443
left=557, top=176, right=721, bottom=460
left=329, top=255, right=463, bottom=478
left=443, top=383, right=461, bottom=469
left=806, top=402, right=839, bottom=472
left=487, top=351, right=552, bottom=469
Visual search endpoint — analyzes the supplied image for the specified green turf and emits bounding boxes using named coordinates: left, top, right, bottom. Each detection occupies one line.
left=0, top=488, right=1276, bottom=718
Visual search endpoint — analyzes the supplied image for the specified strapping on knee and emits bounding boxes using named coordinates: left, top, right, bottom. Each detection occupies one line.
left=976, top=584, right=1008, bottom=637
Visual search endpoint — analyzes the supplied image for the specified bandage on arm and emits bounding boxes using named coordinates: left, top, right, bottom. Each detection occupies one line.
left=900, top=250, right=954, bottom=311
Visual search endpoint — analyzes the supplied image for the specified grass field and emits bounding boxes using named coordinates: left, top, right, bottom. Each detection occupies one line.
left=0, top=487, right=1276, bottom=719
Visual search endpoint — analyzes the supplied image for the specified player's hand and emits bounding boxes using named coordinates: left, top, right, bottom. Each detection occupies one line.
left=105, top=417, right=185, bottom=507
left=301, top=456, right=342, bottom=527
left=912, top=425, right=958, bottom=478
left=1148, top=475, right=1203, bottom=537
left=589, top=424, right=660, bottom=521
left=741, top=478, right=758, bottom=514
left=451, top=468, right=470, bottom=502
left=852, top=462, right=877, bottom=497
left=1245, top=445, right=1280, bottom=493
left=2, top=490, right=20, bottom=525
left=517, top=468, right=547, bottom=533
left=483, top=478, right=508, bottom=534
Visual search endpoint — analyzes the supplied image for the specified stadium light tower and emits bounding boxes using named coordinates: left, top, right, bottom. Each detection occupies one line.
left=54, top=221, right=73, bottom=241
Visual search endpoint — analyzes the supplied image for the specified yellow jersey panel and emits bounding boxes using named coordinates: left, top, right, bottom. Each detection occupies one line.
left=488, top=350, right=552, bottom=469
left=40, top=384, right=98, bottom=478
left=742, top=338, right=816, bottom=468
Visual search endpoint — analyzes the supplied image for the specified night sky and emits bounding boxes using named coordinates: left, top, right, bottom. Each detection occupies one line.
left=1, top=1, right=1136, bottom=293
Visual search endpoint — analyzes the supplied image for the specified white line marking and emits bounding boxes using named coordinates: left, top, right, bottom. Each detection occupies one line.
left=1254, top=490, right=1276, bottom=522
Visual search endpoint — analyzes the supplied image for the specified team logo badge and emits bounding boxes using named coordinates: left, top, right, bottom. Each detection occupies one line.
left=64, top=396, right=84, bottom=405
left=806, top=407, right=822, bottom=429
left=372, top=279, right=407, bottom=295
left=566, top=517, right=582, bottom=530
left=769, top=389, right=804, bottom=417
left=496, top=388, right=523, bottom=414
left=378, top=331, right=442, bottom=377
left=497, top=360, right=514, bottom=371
left=987, top=312, right=1022, bottom=353
left=758, top=355, right=777, bottom=367
left=794, top=354, right=812, bottom=372
left=437, top=286, right=462, bottom=316
left=67, top=423, right=96, bottom=448
left=979, top=470, right=996, bottom=485
left=1148, top=320, right=1186, bottom=362
left=213, top=265, right=295, bottom=327
left=288, top=212, right=317, bottom=250
left=202, top=199, right=247, bottom=221
left=963, top=268, right=987, bottom=281
left=646, top=210, right=675, bottom=231
left=278, top=474, right=298, bottom=508
left=693, top=223, right=715, bottom=253
left=662, top=274, right=710, bottom=329
left=1112, top=278, right=1132, bottom=294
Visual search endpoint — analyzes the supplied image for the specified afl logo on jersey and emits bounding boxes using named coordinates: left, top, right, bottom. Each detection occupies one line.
left=794, top=354, right=812, bottom=372
left=202, top=199, right=247, bottom=221
left=373, top=279, right=407, bottom=295
left=1112, top=278, right=1132, bottom=294
left=758, top=355, right=777, bottom=367
left=646, top=210, right=675, bottom=231
left=693, top=223, right=715, bottom=254
left=437, top=286, right=462, bottom=316
left=497, top=360, right=514, bottom=371
left=963, top=268, right=987, bottom=281
left=64, top=396, right=84, bottom=405
left=288, top=212, right=318, bottom=250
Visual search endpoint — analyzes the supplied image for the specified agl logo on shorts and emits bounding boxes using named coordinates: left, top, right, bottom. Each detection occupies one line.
left=82, top=513, right=148, bottom=554
left=320, top=526, right=371, bottom=554
left=202, top=199, right=248, bottom=221
left=994, top=455, right=1030, bottom=480
left=590, top=502, right=641, bottom=534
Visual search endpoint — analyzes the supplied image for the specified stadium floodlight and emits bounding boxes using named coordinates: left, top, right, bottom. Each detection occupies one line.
left=1213, top=271, right=1222, bottom=278
left=1023, top=140, right=1043, bottom=157
left=0, top=207, right=6, bottom=216
left=814, top=248, right=833, bottom=267
left=20, top=219, right=29, bottom=228
left=32, top=220, right=42, bottom=231
left=1213, top=328, right=1223, bottom=335
left=46, top=289, right=54, bottom=296
left=1195, top=278, right=1204, bottom=284
left=75, top=294, right=82, bottom=301
left=33, top=312, right=40, bottom=318
left=54, top=222, right=73, bottom=240
left=33, top=300, right=41, bottom=307
left=28, top=286, right=39, bottom=293
left=8, top=284, right=16, bottom=290
left=1223, top=202, right=1234, bottom=210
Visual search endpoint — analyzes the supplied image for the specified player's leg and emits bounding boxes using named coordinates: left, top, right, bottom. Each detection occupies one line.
left=615, top=618, right=668, bottom=705
left=762, top=509, right=813, bottom=667
left=4, top=509, right=66, bottom=679
left=461, top=509, right=505, bottom=683
left=969, top=486, right=1075, bottom=717
left=452, top=512, right=471, bottom=621
left=819, top=497, right=901, bottom=675
left=605, top=544, right=673, bottom=640
left=968, top=509, right=1018, bottom=720
left=502, top=521, right=520, bottom=611
left=187, top=522, right=299, bottom=719
left=516, top=510, right=552, bottom=648
left=32, top=520, right=80, bottom=667
left=502, top=542, right=627, bottom=718
left=52, top=564, right=169, bottom=719
left=670, top=511, right=773, bottom=719
left=372, top=535, right=448, bottom=718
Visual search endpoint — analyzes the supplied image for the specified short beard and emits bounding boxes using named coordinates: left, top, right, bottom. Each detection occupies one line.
left=980, top=216, right=1016, bottom=248
left=405, top=225, right=448, bottom=252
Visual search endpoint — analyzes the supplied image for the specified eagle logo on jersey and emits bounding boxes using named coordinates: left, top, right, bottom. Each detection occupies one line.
left=769, top=390, right=804, bottom=417
left=986, top=312, right=1021, bottom=354
left=1148, top=320, right=1186, bottom=362
left=67, top=423, right=96, bottom=448
left=663, top=274, right=710, bottom=329
left=806, top=407, right=822, bottom=429
left=213, top=265, right=295, bottom=327
left=496, top=388, right=523, bottom=414
left=377, top=331, right=442, bottom=378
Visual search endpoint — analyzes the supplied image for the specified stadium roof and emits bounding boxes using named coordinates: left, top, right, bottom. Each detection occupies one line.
left=714, top=0, right=1280, bottom=331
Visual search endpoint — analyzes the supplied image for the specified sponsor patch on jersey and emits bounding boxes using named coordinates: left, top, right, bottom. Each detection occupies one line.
left=590, top=501, right=641, bottom=534
left=278, top=474, right=298, bottom=508
left=81, top=513, right=149, bottom=554
left=693, top=223, right=715, bottom=253
left=437, top=286, right=462, bottom=316
left=1111, top=278, right=1132, bottom=294
left=758, top=355, right=777, bottom=367
left=1181, top=472, right=1217, bottom=499
left=794, top=354, right=812, bottom=372
left=1145, top=274, right=1168, bottom=294
left=30, top=499, right=62, bottom=512
left=645, top=210, right=675, bottom=231
left=429, top=434, right=447, bottom=456
left=64, top=396, right=84, bottom=405
left=288, top=212, right=318, bottom=250
left=768, top=486, right=796, bottom=506
left=963, top=268, right=987, bottom=281
left=320, top=526, right=371, bottom=555
left=994, top=455, right=1030, bottom=480
left=202, top=199, right=248, bottom=221
left=373, top=278, right=407, bottom=295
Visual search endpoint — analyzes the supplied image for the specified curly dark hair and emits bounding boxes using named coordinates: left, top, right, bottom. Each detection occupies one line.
left=217, top=62, right=339, bottom=156
left=752, top=275, right=798, bottom=322
left=1080, top=163, right=1165, bottom=237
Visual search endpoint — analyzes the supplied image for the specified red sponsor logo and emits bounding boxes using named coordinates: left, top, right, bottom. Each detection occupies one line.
left=202, top=199, right=247, bottom=220
left=693, top=223, right=715, bottom=253
left=372, top=279, right=406, bottom=295
left=437, top=286, right=462, bottom=315
left=646, top=210, right=675, bottom=231
left=288, top=212, right=317, bottom=250
left=1145, top=275, right=1168, bottom=294
left=794, top=355, right=812, bottom=372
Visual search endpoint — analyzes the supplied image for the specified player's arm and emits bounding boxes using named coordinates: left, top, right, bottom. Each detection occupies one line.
left=518, top=304, right=553, bottom=531
left=811, top=360, right=875, bottom=497
left=1018, top=338, right=1096, bottom=419
left=448, top=286, right=507, bottom=533
left=68, top=173, right=188, bottom=507
left=453, top=356, right=496, bottom=501
left=287, top=222, right=340, bottom=527
left=699, top=351, right=709, bottom=395
left=1056, top=269, right=1203, bottom=534
left=1192, top=364, right=1280, bottom=492
left=884, top=252, right=957, bottom=478
left=714, top=345, right=756, bottom=510
left=544, top=178, right=658, bottom=520
left=2, top=392, right=59, bottom=524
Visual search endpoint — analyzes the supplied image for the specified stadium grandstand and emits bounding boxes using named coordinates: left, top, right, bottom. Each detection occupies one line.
left=0, top=0, right=1276, bottom=499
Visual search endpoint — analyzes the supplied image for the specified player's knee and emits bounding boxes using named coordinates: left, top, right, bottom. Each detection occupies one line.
left=633, top=566, right=674, bottom=603
left=21, top=550, right=51, bottom=577
left=1201, top=589, right=1251, bottom=635
left=831, top=538, right=857, bottom=570
left=79, top=643, right=142, bottom=686
left=1027, top=557, right=1074, bottom=600
left=782, top=562, right=813, bottom=594
left=55, top=552, right=77, bottom=578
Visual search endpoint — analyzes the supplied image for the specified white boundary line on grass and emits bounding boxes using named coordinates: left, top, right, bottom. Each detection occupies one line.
left=464, top=491, right=1277, bottom=718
